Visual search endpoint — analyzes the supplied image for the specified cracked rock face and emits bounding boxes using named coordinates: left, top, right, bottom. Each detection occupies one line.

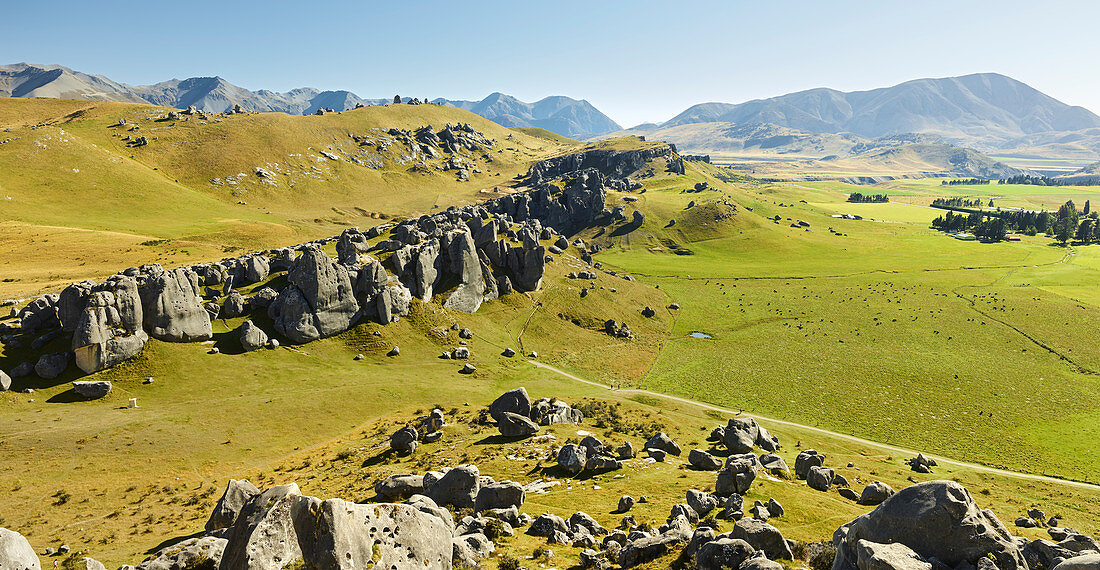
left=832, top=480, right=1028, bottom=570
left=269, top=248, right=359, bottom=343
left=219, top=484, right=453, bottom=570
left=140, top=268, right=212, bottom=343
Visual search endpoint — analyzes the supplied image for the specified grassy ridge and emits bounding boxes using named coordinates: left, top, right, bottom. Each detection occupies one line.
left=0, top=98, right=572, bottom=297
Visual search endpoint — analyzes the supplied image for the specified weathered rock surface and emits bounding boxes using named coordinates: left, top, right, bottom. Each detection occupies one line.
left=236, top=320, right=269, bottom=352
left=858, top=481, right=895, bottom=506
left=140, top=268, right=213, bottom=342
left=0, top=527, right=39, bottom=570
left=832, top=481, right=1028, bottom=570
left=269, top=248, right=359, bottom=343
left=205, top=479, right=261, bottom=532
left=72, top=380, right=112, bottom=399
left=136, top=534, right=226, bottom=570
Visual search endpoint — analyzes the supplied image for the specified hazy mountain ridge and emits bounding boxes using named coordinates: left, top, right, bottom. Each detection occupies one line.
left=0, top=63, right=620, bottom=138
left=433, top=92, right=621, bottom=139
left=659, top=73, right=1100, bottom=151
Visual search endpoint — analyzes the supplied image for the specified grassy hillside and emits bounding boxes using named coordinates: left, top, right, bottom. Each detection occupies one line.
left=0, top=98, right=572, bottom=297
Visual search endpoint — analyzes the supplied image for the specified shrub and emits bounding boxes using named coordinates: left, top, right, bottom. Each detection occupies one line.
left=497, top=555, right=521, bottom=570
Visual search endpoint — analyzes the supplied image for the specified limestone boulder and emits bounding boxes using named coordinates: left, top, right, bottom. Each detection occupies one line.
left=205, top=479, right=260, bottom=532
left=269, top=248, right=359, bottom=343
left=832, top=481, right=1028, bottom=570
left=140, top=268, right=212, bottom=342
left=0, top=527, right=39, bottom=570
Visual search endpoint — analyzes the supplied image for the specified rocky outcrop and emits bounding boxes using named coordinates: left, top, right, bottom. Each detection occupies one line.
left=269, top=248, right=359, bottom=343
left=0, top=527, right=39, bottom=570
left=72, top=277, right=147, bottom=373
left=219, top=483, right=453, bottom=570
left=206, top=479, right=260, bottom=532
left=140, top=268, right=213, bottom=342
left=832, top=481, right=1028, bottom=570
left=8, top=145, right=667, bottom=376
left=443, top=230, right=489, bottom=313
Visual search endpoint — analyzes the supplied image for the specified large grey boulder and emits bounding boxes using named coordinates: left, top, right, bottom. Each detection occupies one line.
left=832, top=481, right=1028, bottom=570
left=426, top=464, right=480, bottom=509
left=795, top=449, right=826, bottom=479
left=688, top=449, right=723, bottom=471
left=1052, top=554, right=1100, bottom=570
left=498, top=411, right=539, bottom=437
left=305, top=498, right=454, bottom=569
left=219, top=483, right=453, bottom=570
left=475, top=481, right=525, bottom=512
left=723, top=417, right=760, bottom=454
left=136, top=534, right=226, bottom=570
left=72, top=291, right=148, bottom=374
left=34, top=352, right=70, bottom=379
left=375, top=277, right=411, bottom=324
left=619, top=532, right=685, bottom=568
left=0, top=527, right=39, bottom=570
left=716, top=455, right=757, bottom=496
left=205, top=479, right=260, bottom=532
left=58, top=280, right=96, bottom=332
left=808, top=466, right=835, bottom=491
left=390, top=426, right=418, bottom=455
left=558, top=444, right=587, bottom=475
left=222, top=291, right=248, bottom=318
left=140, top=268, right=213, bottom=342
left=696, top=538, right=754, bottom=570
left=733, top=518, right=793, bottom=560
left=243, top=256, right=270, bottom=284
left=488, top=387, right=531, bottom=421
left=686, top=489, right=719, bottom=517
left=72, top=380, right=111, bottom=399
left=269, top=248, right=359, bottom=343
left=645, top=432, right=681, bottom=456
left=443, top=230, right=487, bottom=313
left=236, top=320, right=268, bottom=352
left=858, top=481, right=895, bottom=506
left=374, top=475, right=425, bottom=501
left=855, top=539, right=932, bottom=570
left=336, top=228, right=369, bottom=266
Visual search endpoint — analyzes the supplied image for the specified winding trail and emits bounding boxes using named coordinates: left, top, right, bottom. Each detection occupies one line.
left=527, top=360, right=1100, bottom=491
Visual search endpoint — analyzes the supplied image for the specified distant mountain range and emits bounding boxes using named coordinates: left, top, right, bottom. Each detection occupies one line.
left=617, top=73, right=1100, bottom=160
left=432, top=93, right=621, bottom=140
left=0, top=63, right=622, bottom=140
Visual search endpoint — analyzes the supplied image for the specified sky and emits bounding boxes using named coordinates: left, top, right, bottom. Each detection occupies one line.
left=4, top=0, right=1100, bottom=128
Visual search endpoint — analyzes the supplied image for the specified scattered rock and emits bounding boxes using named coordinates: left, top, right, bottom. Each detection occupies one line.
left=72, top=380, right=112, bottom=399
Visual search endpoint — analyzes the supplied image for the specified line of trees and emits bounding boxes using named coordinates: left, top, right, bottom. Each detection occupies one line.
left=932, top=197, right=984, bottom=208
left=847, top=192, right=889, bottom=203
left=941, top=178, right=991, bottom=185
left=998, top=174, right=1100, bottom=187
left=931, top=199, right=1100, bottom=243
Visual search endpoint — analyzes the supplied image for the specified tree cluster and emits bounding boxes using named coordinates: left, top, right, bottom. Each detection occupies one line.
left=847, top=193, right=889, bottom=203
left=941, top=178, right=991, bottom=185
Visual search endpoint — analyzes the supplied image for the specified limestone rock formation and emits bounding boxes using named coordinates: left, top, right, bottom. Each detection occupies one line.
left=206, top=479, right=261, bottom=532
left=832, top=481, right=1028, bottom=570
left=140, top=268, right=213, bottom=342
left=0, top=527, right=39, bottom=570
left=269, top=248, right=359, bottom=343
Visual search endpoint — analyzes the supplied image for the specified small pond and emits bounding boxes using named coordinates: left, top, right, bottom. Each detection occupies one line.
left=686, top=331, right=713, bottom=339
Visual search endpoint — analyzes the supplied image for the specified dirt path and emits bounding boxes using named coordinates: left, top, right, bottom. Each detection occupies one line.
left=527, top=360, right=1100, bottom=491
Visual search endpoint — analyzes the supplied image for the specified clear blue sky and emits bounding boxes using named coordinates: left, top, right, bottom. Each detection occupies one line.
left=4, top=0, right=1099, bottom=127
